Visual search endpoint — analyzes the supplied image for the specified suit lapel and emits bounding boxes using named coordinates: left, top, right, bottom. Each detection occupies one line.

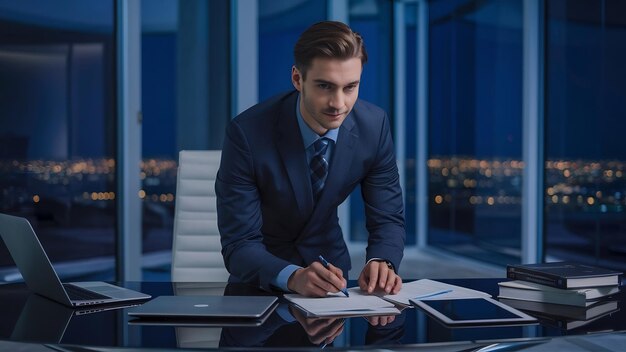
left=275, top=93, right=314, bottom=216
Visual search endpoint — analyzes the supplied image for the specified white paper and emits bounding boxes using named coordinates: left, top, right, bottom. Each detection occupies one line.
left=381, top=279, right=491, bottom=306
left=284, top=279, right=491, bottom=316
left=284, top=287, right=401, bottom=317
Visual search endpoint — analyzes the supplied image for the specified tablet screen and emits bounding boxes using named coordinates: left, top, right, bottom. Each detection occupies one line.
left=412, top=297, right=537, bottom=326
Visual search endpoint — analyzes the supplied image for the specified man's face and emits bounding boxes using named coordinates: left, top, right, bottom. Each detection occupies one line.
left=292, top=57, right=362, bottom=136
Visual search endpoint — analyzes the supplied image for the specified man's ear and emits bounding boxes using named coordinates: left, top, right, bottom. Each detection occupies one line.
left=291, top=66, right=303, bottom=91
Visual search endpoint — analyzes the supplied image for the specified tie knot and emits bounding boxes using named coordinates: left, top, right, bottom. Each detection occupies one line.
left=314, top=137, right=330, bottom=155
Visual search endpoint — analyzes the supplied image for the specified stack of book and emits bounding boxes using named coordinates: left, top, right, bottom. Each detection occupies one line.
left=499, top=298, right=618, bottom=330
left=498, top=262, right=622, bottom=330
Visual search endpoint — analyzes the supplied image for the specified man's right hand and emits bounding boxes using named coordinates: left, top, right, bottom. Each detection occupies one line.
left=289, top=306, right=345, bottom=346
left=287, top=261, right=347, bottom=297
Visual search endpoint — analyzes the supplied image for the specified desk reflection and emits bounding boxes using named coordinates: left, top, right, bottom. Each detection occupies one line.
left=216, top=283, right=406, bottom=349
left=11, top=294, right=72, bottom=343
left=5, top=280, right=624, bottom=350
left=172, top=282, right=226, bottom=349
left=219, top=307, right=407, bottom=349
left=11, top=293, right=136, bottom=344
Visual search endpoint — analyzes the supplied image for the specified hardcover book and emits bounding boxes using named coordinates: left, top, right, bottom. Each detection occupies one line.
left=506, top=262, right=621, bottom=289
left=499, top=298, right=618, bottom=331
left=498, top=280, right=620, bottom=307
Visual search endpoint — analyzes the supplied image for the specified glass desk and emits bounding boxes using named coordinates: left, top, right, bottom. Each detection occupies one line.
left=0, top=279, right=625, bottom=351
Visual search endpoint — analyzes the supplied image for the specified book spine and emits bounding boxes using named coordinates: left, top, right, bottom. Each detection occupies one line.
left=506, top=267, right=567, bottom=289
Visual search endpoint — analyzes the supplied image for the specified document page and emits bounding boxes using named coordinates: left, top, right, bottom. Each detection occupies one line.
left=381, top=279, right=491, bottom=306
left=284, top=287, right=401, bottom=317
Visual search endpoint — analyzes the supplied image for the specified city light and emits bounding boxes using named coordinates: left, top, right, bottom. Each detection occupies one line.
left=1, top=157, right=624, bottom=212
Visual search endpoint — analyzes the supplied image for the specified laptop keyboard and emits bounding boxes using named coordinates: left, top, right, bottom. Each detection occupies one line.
left=64, top=284, right=111, bottom=301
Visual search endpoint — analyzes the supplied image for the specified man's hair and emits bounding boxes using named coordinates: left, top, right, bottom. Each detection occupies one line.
left=294, top=21, right=368, bottom=79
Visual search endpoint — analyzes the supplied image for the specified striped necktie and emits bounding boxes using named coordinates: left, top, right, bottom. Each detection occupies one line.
left=310, top=137, right=330, bottom=200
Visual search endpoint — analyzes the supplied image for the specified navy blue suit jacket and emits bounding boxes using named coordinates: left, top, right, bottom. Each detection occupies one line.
left=216, top=91, right=405, bottom=290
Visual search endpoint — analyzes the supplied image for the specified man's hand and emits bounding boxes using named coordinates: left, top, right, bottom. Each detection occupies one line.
left=288, top=261, right=347, bottom=297
left=365, top=314, right=396, bottom=326
left=358, top=260, right=402, bottom=294
left=289, top=306, right=345, bottom=346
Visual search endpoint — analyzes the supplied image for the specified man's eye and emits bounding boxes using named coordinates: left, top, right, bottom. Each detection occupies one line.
left=345, top=85, right=357, bottom=92
left=318, top=84, right=331, bottom=90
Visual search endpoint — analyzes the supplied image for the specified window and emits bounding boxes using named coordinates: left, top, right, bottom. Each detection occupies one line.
left=140, top=0, right=230, bottom=279
left=544, top=0, right=626, bottom=270
left=0, top=1, right=117, bottom=280
left=348, top=0, right=394, bottom=242
left=258, top=0, right=326, bottom=100
left=427, top=0, right=523, bottom=265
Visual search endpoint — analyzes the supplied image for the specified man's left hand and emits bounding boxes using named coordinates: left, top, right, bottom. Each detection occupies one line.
left=358, top=260, right=402, bottom=294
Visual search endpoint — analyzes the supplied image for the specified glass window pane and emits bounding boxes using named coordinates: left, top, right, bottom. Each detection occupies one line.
left=427, top=0, right=523, bottom=265
left=258, top=0, right=326, bottom=101
left=140, top=0, right=230, bottom=280
left=0, top=0, right=116, bottom=281
left=141, top=0, right=178, bottom=280
left=348, top=0, right=393, bottom=242
left=545, top=0, right=626, bottom=270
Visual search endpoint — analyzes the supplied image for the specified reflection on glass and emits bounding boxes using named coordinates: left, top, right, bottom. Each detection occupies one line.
left=220, top=307, right=406, bottom=349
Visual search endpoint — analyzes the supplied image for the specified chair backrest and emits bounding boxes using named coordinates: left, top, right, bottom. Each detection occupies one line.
left=171, top=150, right=229, bottom=282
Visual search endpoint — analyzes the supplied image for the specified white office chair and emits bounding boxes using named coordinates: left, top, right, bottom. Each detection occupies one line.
left=171, top=150, right=229, bottom=348
left=171, top=150, right=229, bottom=282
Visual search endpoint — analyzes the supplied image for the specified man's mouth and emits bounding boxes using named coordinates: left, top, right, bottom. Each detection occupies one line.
left=324, top=111, right=345, bottom=118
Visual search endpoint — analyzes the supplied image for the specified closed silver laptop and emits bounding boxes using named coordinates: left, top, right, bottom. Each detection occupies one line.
left=127, top=295, right=278, bottom=320
left=0, top=213, right=151, bottom=307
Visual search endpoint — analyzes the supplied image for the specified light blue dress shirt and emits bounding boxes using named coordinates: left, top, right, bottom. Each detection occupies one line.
left=271, top=94, right=339, bottom=291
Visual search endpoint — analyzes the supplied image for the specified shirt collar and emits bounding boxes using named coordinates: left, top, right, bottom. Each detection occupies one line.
left=296, top=94, right=339, bottom=149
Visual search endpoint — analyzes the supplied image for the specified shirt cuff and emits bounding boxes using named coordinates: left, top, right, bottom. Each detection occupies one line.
left=272, top=264, right=302, bottom=292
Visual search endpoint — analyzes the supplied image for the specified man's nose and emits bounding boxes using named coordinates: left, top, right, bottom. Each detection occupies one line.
left=329, top=92, right=345, bottom=110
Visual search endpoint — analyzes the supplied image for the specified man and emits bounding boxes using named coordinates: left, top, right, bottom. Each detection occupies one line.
left=216, top=21, right=405, bottom=297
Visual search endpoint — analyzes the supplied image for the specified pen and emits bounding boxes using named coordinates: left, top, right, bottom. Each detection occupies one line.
left=318, top=255, right=349, bottom=297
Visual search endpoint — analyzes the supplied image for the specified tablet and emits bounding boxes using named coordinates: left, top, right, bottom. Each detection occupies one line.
left=410, top=297, right=537, bottom=327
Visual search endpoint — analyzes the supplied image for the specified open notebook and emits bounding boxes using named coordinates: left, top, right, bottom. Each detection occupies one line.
left=284, top=287, right=400, bottom=317
left=284, top=279, right=491, bottom=317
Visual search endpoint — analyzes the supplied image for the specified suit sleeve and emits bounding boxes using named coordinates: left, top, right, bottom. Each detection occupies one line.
left=361, top=114, right=406, bottom=271
left=216, top=120, right=293, bottom=290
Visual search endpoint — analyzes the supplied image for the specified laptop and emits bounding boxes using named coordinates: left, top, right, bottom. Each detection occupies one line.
left=0, top=213, right=151, bottom=307
left=127, top=295, right=278, bottom=323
